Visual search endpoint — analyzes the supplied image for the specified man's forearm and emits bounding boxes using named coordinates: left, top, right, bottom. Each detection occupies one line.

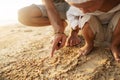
left=43, top=0, right=65, bottom=33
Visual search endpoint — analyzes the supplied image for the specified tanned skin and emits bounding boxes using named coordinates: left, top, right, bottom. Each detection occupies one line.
left=67, top=0, right=120, bottom=62
left=18, top=0, right=120, bottom=61
left=18, top=0, right=81, bottom=57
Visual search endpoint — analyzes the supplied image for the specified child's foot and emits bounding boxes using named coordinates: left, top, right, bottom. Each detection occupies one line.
left=66, top=34, right=81, bottom=47
left=79, top=44, right=93, bottom=55
left=111, top=47, right=120, bottom=62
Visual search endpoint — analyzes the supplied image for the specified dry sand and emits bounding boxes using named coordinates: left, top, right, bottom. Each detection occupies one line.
left=0, top=24, right=120, bottom=80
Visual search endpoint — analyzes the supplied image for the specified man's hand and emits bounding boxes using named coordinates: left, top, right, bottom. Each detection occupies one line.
left=43, top=0, right=67, bottom=57
left=51, top=33, right=67, bottom=57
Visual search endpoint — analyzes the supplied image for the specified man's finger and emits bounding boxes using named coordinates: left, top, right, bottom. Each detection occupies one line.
left=50, top=40, right=53, bottom=44
left=59, top=37, right=66, bottom=49
left=50, top=39, right=59, bottom=57
left=56, top=41, right=62, bottom=50
left=51, top=47, right=55, bottom=57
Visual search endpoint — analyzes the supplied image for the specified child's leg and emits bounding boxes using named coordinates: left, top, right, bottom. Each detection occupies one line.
left=111, top=19, right=120, bottom=62
left=66, top=27, right=81, bottom=46
left=79, top=22, right=95, bottom=55
left=109, top=11, right=120, bottom=62
left=79, top=15, right=103, bottom=55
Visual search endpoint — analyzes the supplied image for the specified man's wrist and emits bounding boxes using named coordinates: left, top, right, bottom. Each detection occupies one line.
left=54, top=26, right=65, bottom=35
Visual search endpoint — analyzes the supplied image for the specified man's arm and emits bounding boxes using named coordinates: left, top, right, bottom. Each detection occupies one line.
left=43, top=0, right=65, bottom=33
left=43, top=0, right=67, bottom=57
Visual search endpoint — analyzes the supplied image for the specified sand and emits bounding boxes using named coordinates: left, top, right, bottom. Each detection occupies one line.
left=0, top=24, right=120, bottom=80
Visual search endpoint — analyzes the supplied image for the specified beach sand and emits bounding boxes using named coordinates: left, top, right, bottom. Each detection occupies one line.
left=0, top=24, right=120, bottom=80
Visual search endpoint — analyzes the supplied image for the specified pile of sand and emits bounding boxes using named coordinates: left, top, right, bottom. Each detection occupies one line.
left=0, top=24, right=120, bottom=80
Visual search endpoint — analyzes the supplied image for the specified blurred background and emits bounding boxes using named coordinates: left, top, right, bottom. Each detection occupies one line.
left=0, top=0, right=42, bottom=26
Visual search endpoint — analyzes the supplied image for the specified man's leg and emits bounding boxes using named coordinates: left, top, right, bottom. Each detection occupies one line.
left=18, top=4, right=51, bottom=26
left=18, top=2, right=69, bottom=27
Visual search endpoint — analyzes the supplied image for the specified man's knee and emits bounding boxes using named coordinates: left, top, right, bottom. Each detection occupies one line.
left=18, top=7, right=30, bottom=25
left=18, top=4, right=42, bottom=25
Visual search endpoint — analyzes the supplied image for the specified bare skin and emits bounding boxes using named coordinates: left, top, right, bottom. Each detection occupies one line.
left=18, top=0, right=120, bottom=61
left=66, top=0, right=120, bottom=50
left=111, top=19, right=120, bottom=62
left=67, top=0, right=120, bottom=62
left=18, top=4, right=50, bottom=26
left=18, top=0, right=80, bottom=56
left=66, top=0, right=104, bottom=56
left=80, top=23, right=95, bottom=55
left=66, top=27, right=81, bottom=47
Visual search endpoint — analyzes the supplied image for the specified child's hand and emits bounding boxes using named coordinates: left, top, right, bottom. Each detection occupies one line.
left=50, top=33, right=67, bottom=57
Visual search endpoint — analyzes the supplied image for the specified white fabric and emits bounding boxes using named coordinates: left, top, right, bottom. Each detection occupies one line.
left=67, top=2, right=120, bottom=30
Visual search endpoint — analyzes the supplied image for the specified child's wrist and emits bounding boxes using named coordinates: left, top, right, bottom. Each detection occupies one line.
left=71, top=27, right=80, bottom=33
left=54, top=31, right=65, bottom=35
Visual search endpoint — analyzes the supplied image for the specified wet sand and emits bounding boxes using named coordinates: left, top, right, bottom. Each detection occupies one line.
left=0, top=24, right=120, bottom=80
